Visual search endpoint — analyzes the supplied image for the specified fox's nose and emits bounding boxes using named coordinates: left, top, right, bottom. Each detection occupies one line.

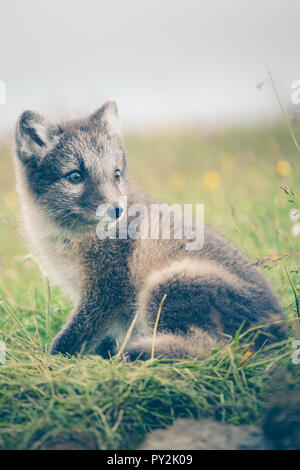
left=107, top=206, right=124, bottom=220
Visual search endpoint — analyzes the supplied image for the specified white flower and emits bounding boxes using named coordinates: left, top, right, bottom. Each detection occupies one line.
left=291, top=223, right=300, bottom=237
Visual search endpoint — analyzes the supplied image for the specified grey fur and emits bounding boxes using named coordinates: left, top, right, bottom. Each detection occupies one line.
left=14, top=101, right=286, bottom=359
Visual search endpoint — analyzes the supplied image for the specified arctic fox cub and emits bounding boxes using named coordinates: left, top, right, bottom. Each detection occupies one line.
left=14, top=101, right=284, bottom=358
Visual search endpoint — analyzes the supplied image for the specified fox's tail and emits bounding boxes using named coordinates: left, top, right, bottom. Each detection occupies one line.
left=125, top=258, right=286, bottom=360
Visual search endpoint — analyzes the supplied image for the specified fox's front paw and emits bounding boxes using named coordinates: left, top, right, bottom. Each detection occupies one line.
left=49, top=334, right=78, bottom=356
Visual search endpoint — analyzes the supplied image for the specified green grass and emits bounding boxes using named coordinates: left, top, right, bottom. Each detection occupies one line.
left=0, top=121, right=300, bottom=449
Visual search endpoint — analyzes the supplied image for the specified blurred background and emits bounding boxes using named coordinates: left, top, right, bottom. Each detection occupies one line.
left=1, top=0, right=300, bottom=133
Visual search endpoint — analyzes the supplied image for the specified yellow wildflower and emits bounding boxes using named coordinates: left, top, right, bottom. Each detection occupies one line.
left=276, top=160, right=291, bottom=177
left=202, top=171, right=221, bottom=190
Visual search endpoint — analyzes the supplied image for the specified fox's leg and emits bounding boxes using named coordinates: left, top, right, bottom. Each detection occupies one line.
left=124, top=259, right=285, bottom=360
left=49, top=296, right=111, bottom=355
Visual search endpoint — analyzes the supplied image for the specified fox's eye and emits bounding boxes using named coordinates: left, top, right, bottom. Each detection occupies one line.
left=114, top=169, right=121, bottom=181
left=66, top=171, right=83, bottom=184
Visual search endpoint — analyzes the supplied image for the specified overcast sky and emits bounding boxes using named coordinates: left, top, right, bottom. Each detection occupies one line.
left=0, top=0, right=300, bottom=132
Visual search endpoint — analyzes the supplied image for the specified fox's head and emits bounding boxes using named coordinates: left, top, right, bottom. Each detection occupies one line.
left=15, top=102, right=128, bottom=231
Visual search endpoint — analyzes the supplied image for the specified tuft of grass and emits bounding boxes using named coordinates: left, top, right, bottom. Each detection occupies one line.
left=0, top=311, right=295, bottom=449
left=0, top=122, right=300, bottom=449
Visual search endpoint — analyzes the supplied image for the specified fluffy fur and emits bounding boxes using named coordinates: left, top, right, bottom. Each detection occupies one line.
left=14, top=101, right=286, bottom=359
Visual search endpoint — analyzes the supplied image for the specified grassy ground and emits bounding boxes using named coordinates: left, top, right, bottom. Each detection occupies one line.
left=0, top=122, right=299, bottom=449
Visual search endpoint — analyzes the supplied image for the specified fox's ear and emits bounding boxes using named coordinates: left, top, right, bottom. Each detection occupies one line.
left=16, top=110, right=61, bottom=163
left=90, top=101, right=121, bottom=136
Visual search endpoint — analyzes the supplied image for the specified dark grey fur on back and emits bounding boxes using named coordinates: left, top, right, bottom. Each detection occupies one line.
left=14, top=101, right=285, bottom=359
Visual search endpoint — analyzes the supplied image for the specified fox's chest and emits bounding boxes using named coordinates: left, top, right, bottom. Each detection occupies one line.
left=20, top=201, right=82, bottom=303
left=39, top=235, right=82, bottom=303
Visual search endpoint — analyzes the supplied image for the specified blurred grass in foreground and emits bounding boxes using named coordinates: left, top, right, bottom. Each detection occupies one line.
left=0, top=121, right=299, bottom=449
